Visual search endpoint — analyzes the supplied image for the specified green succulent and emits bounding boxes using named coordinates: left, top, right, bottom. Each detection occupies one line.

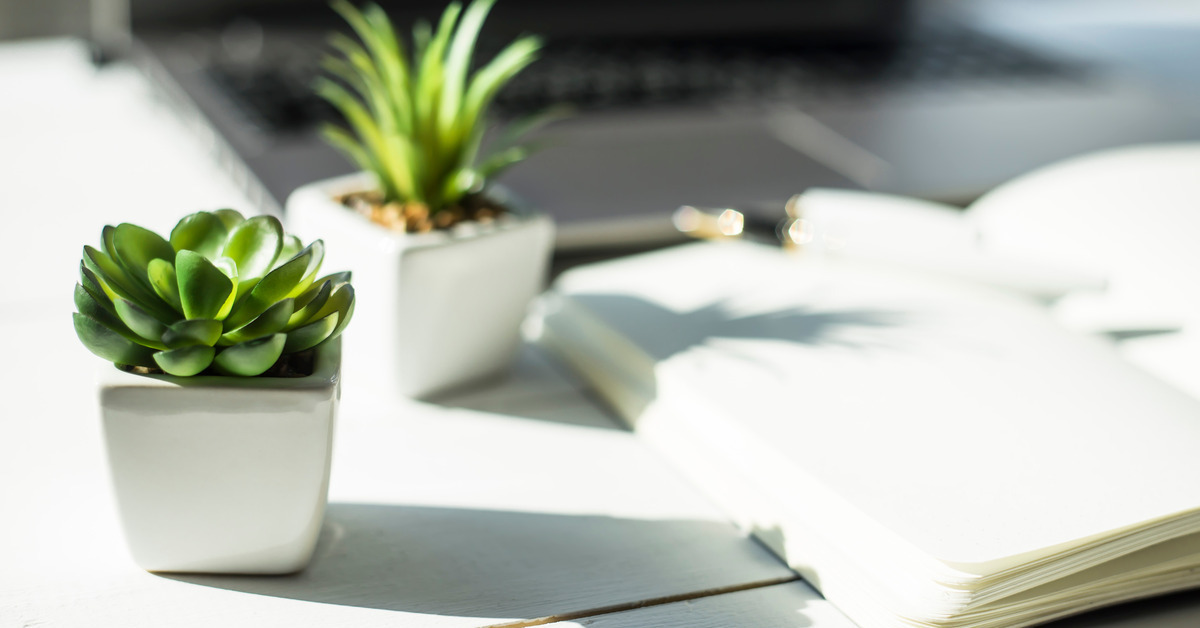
left=73, top=210, right=355, bottom=377
left=316, top=0, right=560, bottom=213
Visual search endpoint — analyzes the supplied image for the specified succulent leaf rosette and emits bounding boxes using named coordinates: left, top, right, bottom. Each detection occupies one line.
left=73, top=210, right=355, bottom=377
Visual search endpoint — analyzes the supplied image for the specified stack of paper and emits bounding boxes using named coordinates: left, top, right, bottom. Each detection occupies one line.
left=540, top=240, right=1200, bottom=628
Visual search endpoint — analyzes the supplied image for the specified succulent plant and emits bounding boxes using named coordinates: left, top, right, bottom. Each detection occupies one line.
left=316, top=0, right=559, bottom=214
left=73, top=210, right=355, bottom=377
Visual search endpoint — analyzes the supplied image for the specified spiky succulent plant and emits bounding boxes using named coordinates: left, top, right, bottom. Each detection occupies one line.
left=73, top=210, right=355, bottom=377
left=316, top=0, right=554, bottom=214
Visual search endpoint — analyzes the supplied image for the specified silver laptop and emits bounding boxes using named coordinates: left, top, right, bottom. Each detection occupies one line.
left=95, top=0, right=1200, bottom=250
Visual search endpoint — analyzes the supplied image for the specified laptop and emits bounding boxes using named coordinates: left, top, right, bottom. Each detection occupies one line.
left=96, top=0, right=1200, bottom=250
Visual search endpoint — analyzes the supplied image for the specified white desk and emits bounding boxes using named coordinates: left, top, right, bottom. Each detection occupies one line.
left=3, top=39, right=1200, bottom=627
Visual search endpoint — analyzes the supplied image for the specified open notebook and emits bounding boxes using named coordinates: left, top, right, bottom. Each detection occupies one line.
left=538, top=145, right=1200, bottom=628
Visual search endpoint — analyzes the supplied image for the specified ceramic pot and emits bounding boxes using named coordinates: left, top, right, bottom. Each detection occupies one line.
left=286, top=173, right=554, bottom=399
left=99, top=339, right=341, bottom=574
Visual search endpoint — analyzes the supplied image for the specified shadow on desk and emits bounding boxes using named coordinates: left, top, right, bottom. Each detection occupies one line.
left=406, top=295, right=905, bottom=435
left=167, top=503, right=798, bottom=624
left=421, top=344, right=630, bottom=432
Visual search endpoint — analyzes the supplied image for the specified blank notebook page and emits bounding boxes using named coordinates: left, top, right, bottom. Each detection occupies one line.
left=554, top=241, right=1200, bottom=570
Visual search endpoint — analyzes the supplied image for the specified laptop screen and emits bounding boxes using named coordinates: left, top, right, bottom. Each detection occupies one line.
left=128, top=0, right=911, bottom=45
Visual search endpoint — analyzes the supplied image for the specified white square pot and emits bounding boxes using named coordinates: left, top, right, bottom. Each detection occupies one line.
left=286, top=173, right=554, bottom=399
left=99, top=339, right=341, bottom=574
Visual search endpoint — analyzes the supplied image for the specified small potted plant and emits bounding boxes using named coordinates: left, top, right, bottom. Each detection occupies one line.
left=72, top=209, right=355, bottom=574
left=286, top=0, right=556, bottom=399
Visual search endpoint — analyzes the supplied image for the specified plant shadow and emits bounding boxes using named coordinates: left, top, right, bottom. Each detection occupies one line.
left=424, top=295, right=906, bottom=432
left=570, top=293, right=907, bottom=364
left=166, top=502, right=795, bottom=623
left=546, top=293, right=908, bottom=423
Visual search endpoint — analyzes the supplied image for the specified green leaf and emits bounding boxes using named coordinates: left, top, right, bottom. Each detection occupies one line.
left=468, top=107, right=567, bottom=191
left=450, top=121, right=487, bottom=197
left=213, top=334, right=286, bottom=377
left=222, top=298, right=295, bottom=344
left=74, top=283, right=124, bottom=332
left=112, top=298, right=170, bottom=348
left=230, top=277, right=260, bottom=310
left=83, top=245, right=177, bottom=323
left=475, top=142, right=539, bottom=180
left=153, top=345, right=215, bottom=377
left=73, top=312, right=157, bottom=367
left=314, top=270, right=353, bottom=290
left=113, top=223, right=175, bottom=282
left=211, top=256, right=238, bottom=280
left=147, top=258, right=183, bottom=312
left=277, top=235, right=303, bottom=266
left=363, top=4, right=413, bottom=127
left=100, top=224, right=118, bottom=256
left=78, top=264, right=113, bottom=311
left=312, top=283, right=356, bottom=343
left=316, top=79, right=414, bottom=201
left=74, top=283, right=155, bottom=350
left=287, top=279, right=333, bottom=329
left=212, top=208, right=246, bottom=231
left=221, top=215, right=283, bottom=282
left=327, top=32, right=404, bottom=139
left=441, top=168, right=478, bottom=204
left=105, top=224, right=181, bottom=320
left=176, top=249, right=234, bottom=320
left=328, top=288, right=356, bottom=341
left=463, top=34, right=541, bottom=130
left=210, top=256, right=239, bottom=319
left=161, top=318, right=223, bottom=349
left=321, top=51, right=371, bottom=99
left=387, top=133, right=426, bottom=206
left=223, top=247, right=310, bottom=331
left=284, top=312, right=339, bottom=353
left=489, top=105, right=573, bottom=154
left=416, top=3, right=464, bottom=194
left=82, top=245, right=139, bottom=303
left=439, top=0, right=496, bottom=143
left=412, top=19, right=432, bottom=67
left=330, top=1, right=415, bottom=145
left=333, top=2, right=404, bottom=87
left=286, top=240, right=325, bottom=298
left=321, top=125, right=384, bottom=189
left=418, top=1, right=463, bottom=114
left=170, top=211, right=228, bottom=259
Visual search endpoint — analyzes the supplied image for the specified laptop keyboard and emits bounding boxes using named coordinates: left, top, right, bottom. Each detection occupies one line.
left=209, top=28, right=1083, bottom=135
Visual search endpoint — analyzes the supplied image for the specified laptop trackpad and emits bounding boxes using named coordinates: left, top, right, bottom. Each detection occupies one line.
left=496, top=109, right=858, bottom=248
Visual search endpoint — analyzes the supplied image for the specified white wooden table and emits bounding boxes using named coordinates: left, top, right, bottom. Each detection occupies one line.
left=4, top=39, right=1200, bottom=628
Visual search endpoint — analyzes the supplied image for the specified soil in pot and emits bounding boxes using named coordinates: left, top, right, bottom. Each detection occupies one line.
left=339, top=190, right=510, bottom=233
